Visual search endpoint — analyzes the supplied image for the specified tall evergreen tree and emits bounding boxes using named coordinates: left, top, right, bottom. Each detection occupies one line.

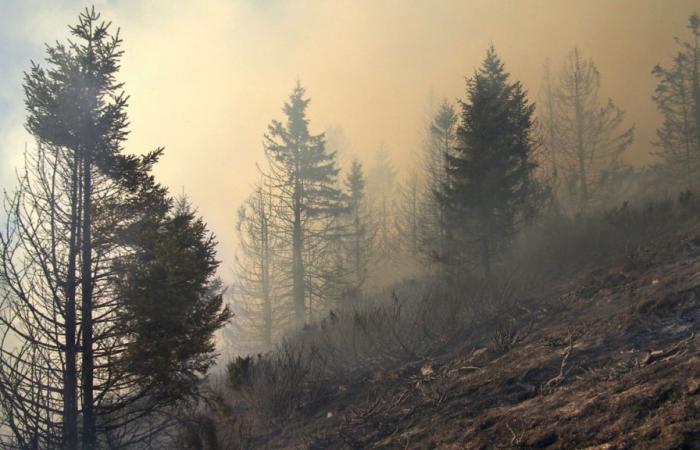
left=440, top=46, right=539, bottom=279
left=421, top=101, right=457, bottom=265
left=398, top=171, right=420, bottom=256
left=652, top=13, right=700, bottom=190
left=114, top=196, right=231, bottom=404
left=539, top=59, right=561, bottom=193
left=366, top=145, right=399, bottom=259
left=262, top=82, right=345, bottom=328
left=0, top=9, right=231, bottom=448
left=344, top=159, right=373, bottom=293
left=21, top=8, right=130, bottom=447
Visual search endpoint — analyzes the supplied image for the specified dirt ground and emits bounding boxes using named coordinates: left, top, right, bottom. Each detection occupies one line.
left=251, top=225, right=700, bottom=449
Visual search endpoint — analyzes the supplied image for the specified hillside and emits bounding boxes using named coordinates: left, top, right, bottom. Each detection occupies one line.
left=245, top=223, right=700, bottom=449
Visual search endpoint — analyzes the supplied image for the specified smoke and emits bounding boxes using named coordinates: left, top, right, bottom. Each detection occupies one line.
left=0, top=0, right=697, bottom=281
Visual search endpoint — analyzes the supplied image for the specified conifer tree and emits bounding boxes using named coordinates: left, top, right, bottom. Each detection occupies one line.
left=440, top=46, right=539, bottom=279
left=652, top=13, right=700, bottom=190
left=421, top=101, right=457, bottom=264
left=20, top=8, right=131, bottom=446
left=398, top=172, right=421, bottom=256
left=262, top=82, right=345, bottom=327
left=0, top=9, right=231, bottom=447
left=366, top=145, right=399, bottom=259
left=539, top=59, right=561, bottom=193
left=344, top=159, right=373, bottom=293
left=114, top=196, right=231, bottom=404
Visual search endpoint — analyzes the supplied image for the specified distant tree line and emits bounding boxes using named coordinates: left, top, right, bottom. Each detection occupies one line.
left=231, top=13, right=700, bottom=354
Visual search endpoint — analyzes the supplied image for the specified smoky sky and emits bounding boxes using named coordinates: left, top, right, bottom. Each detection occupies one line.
left=0, top=0, right=697, bottom=280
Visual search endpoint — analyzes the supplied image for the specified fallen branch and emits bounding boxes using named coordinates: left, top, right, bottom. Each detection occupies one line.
left=544, top=337, right=574, bottom=390
left=642, top=332, right=695, bottom=366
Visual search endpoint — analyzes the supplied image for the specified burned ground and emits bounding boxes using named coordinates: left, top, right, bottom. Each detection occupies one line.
left=237, top=224, right=700, bottom=449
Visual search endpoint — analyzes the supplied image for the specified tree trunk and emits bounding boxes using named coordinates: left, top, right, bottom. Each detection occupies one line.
left=81, top=149, right=95, bottom=449
left=354, top=206, right=361, bottom=288
left=480, top=205, right=493, bottom=282
left=692, top=35, right=700, bottom=153
left=573, top=51, right=589, bottom=211
left=680, top=80, right=693, bottom=190
left=545, top=66, right=558, bottom=188
left=260, top=191, right=272, bottom=348
left=577, top=151, right=588, bottom=209
left=61, top=151, right=80, bottom=450
left=411, top=183, right=418, bottom=256
left=292, top=190, right=305, bottom=329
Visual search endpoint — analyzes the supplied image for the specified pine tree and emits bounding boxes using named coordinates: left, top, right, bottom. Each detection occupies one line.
left=262, top=82, right=345, bottom=327
left=21, top=8, right=130, bottom=447
left=652, top=13, right=700, bottom=190
left=114, top=196, right=231, bottom=403
left=440, top=46, right=539, bottom=279
left=421, top=101, right=457, bottom=265
left=0, top=9, right=231, bottom=447
left=539, top=59, right=561, bottom=193
left=398, top=171, right=421, bottom=256
left=366, top=145, right=399, bottom=259
left=555, top=48, right=634, bottom=211
left=344, top=159, right=373, bottom=294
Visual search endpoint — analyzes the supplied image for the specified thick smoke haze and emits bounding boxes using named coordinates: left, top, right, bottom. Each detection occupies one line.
left=0, top=0, right=696, bottom=280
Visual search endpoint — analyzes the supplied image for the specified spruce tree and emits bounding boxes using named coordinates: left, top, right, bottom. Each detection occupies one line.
left=262, top=82, right=345, bottom=327
left=366, top=145, right=399, bottom=259
left=539, top=59, right=561, bottom=193
left=1, top=9, right=231, bottom=447
left=398, top=171, right=420, bottom=256
left=21, top=8, right=130, bottom=447
left=421, top=101, right=457, bottom=265
left=441, top=46, right=539, bottom=279
left=114, top=196, right=231, bottom=403
left=344, top=159, right=372, bottom=294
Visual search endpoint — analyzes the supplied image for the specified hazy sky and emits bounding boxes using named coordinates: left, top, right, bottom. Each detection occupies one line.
left=0, top=0, right=697, bottom=279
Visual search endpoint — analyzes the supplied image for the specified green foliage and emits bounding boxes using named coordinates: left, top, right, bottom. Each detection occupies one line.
left=421, top=100, right=458, bottom=264
left=346, top=159, right=366, bottom=206
left=342, top=159, right=373, bottom=293
left=23, top=6, right=128, bottom=173
left=262, top=82, right=347, bottom=327
left=116, top=199, right=232, bottom=401
left=264, top=82, right=345, bottom=218
left=441, top=46, right=542, bottom=277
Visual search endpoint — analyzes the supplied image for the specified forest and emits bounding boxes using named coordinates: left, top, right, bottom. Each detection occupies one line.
left=1, top=3, right=700, bottom=449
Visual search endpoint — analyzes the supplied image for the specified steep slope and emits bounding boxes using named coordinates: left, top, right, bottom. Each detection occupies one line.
left=260, top=225, right=700, bottom=449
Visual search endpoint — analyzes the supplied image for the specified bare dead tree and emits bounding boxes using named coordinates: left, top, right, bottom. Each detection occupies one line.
left=231, top=182, right=289, bottom=353
left=555, top=48, right=634, bottom=212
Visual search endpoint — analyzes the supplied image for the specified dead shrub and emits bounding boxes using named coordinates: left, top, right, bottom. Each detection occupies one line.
left=226, top=356, right=252, bottom=390
left=491, top=323, right=520, bottom=355
left=240, top=340, right=325, bottom=420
